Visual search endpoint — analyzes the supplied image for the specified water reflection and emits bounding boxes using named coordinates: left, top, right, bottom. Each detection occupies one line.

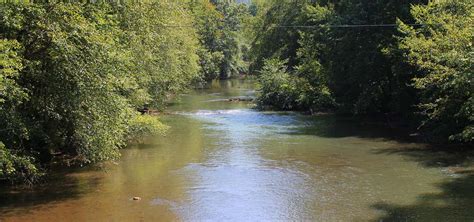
left=171, top=108, right=315, bottom=221
left=1, top=79, right=473, bottom=221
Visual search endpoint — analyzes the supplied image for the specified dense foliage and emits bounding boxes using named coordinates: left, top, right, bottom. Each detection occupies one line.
left=257, top=58, right=334, bottom=111
left=251, top=0, right=473, bottom=143
left=398, top=0, right=473, bottom=142
left=0, top=2, right=203, bottom=184
left=189, top=0, right=250, bottom=80
left=1, top=0, right=471, bottom=184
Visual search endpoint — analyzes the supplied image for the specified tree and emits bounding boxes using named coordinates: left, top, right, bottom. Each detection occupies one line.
left=188, top=0, right=225, bottom=80
left=191, top=0, right=250, bottom=80
left=249, top=0, right=307, bottom=73
left=323, top=0, right=426, bottom=114
left=398, top=0, right=473, bottom=142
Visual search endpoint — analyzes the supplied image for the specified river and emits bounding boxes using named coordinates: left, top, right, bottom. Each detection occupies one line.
left=1, top=79, right=473, bottom=221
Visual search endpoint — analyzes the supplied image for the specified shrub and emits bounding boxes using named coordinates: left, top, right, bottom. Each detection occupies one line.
left=127, top=115, right=169, bottom=143
left=256, top=59, right=334, bottom=111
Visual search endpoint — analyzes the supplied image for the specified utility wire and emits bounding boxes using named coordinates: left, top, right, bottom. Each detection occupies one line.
left=160, top=23, right=430, bottom=28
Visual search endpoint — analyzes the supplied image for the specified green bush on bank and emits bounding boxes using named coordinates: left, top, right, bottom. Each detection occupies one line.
left=127, top=115, right=168, bottom=143
left=256, top=58, right=334, bottom=111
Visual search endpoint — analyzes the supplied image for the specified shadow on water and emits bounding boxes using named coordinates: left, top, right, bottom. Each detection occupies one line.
left=0, top=167, right=102, bottom=217
left=371, top=173, right=474, bottom=221
left=285, top=113, right=474, bottom=169
left=373, top=145, right=474, bottom=168
left=284, top=114, right=474, bottom=221
left=283, top=114, right=416, bottom=142
left=371, top=144, right=474, bottom=221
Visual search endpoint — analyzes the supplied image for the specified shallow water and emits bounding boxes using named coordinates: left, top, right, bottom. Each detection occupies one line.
left=1, top=79, right=473, bottom=221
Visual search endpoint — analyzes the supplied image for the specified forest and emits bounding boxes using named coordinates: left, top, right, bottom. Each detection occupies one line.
left=0, top=0, right=472, bottom=184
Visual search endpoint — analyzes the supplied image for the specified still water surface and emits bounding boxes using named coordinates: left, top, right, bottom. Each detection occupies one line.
left=1, top=80, right=473, bottom=221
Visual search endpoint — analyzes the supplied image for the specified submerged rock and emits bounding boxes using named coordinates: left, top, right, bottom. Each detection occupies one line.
left=228, top=96, right=254, bottom=102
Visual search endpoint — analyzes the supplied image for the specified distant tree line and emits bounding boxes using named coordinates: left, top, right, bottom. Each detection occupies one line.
left=250, top=0, right=473, bottom=144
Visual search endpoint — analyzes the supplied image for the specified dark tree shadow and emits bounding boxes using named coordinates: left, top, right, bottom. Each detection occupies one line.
left=282, top=114, right=416, bottom=142
left=373, top=145, right=474, bottom=168
left=372, top=173, right=474, bottom=222
left=0, top=166, right=103, bottom=218
left=371, top=144, right=474, bottom=221
left=283, top=114, right=474, bottom=221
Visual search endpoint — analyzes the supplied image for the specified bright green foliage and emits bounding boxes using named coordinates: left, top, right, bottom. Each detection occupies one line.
left=127, top=115, right=169, bottom=143
left=0, top=39, right=25, bottom=105
left=294, top=4, right=335, bottom=111
left=0, top=38, right=27, bottom=138
left=1, top=0, right=471, bottom=185
left=398, top=0, right=473, bottom=142
left=189, top=0, right=225, bottom=80
left=251, top=2, right=336, bottom=111
left=190, top=0, right=250, bottom=80
left=213, top=0, right=250, bottom=78
left=1, top=3, right=133, bottom=164
left=0, top=2, right=200, bottom=183
left=257, top=59, right=303, bottom=110
left=119, top=2, right=200, bottom=108
left=257, top=58, right=334, bottom=111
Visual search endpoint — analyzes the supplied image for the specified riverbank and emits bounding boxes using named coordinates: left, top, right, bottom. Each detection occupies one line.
left=2, top=79, right=473, bottom=221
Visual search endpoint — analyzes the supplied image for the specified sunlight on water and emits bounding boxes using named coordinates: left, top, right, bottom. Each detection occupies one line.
left=1, top=80, right=473, bottom=222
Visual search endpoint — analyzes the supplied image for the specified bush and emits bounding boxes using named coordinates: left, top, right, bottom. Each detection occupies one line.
left=256, top=59, right=334, bottom=111
left=127, top=115, right=169, bottom=143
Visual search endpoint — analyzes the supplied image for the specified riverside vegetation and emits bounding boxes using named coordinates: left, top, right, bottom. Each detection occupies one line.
left=0, top=0, right=472, bottom=185
left=251, top=0, right=473, bottom=144
left=0, top=1, right=250, bottom=184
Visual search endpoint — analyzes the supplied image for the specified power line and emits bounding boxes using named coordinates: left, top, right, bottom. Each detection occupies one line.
left=160, top=23, right=429, bottom=28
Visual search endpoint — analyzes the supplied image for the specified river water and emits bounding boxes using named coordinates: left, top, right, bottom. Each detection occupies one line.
left=1, top=80, right=473, bottom=221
